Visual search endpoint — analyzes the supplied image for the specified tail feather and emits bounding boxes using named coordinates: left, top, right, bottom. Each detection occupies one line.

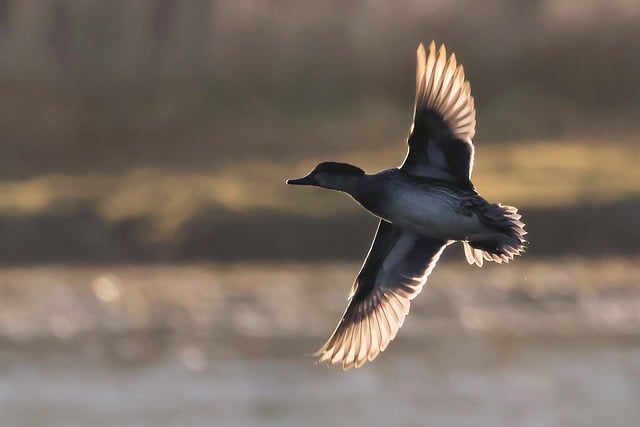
left=464, top=204, right=527, bottom=267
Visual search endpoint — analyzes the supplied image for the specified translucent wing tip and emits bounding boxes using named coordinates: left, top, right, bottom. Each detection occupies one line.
left=414, top=41, right=476, bottom=141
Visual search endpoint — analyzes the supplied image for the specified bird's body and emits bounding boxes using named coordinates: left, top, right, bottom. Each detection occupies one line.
left=287, top=41, right=527, bottom=370
left=351, top=169, right=486, bottom=240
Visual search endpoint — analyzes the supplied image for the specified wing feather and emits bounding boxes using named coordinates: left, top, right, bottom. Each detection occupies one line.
left=315, top=221, right=449, bottom=370
left=402, top=42, right=476, bottom=187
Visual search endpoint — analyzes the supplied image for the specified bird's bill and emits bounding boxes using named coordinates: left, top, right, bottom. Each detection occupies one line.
left=286, top=174, right=315, bottom=185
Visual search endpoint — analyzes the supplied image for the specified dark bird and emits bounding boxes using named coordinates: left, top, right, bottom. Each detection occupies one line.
left=287, top=42, right=526, bottom=369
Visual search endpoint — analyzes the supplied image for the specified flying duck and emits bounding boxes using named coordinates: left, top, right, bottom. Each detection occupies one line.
left=287, top=42, right=526, bottom=370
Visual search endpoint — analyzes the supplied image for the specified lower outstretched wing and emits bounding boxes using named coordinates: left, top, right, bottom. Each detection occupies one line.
left=315, top=220, right=449, bottom=370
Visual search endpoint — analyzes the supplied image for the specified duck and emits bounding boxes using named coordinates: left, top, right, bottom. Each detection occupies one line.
left=287, top=41, right=526, bottom=370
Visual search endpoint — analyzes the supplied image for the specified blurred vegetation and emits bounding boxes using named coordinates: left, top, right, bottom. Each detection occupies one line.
left=2, top=258, right=639, bottom=343
left=1, top=0, right=639, bottom=261
left=1, top=139, right=639, bottom=238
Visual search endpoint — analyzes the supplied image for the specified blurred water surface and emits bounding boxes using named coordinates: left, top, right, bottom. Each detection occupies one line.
left=0, top=260, right=638, bottom=426
left=1, top=335, right=639, bottom=426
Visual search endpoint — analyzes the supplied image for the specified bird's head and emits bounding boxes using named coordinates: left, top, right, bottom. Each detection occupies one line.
left=287, top=162, right=365, bottom=192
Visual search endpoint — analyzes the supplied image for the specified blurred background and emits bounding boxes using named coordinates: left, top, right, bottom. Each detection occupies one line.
left=1, top=0, right=640, bottom=425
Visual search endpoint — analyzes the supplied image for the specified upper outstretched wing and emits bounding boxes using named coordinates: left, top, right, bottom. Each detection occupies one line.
left=315, top=220, right=449, bottom=370
left=401, top=42, right=476, bottom=189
